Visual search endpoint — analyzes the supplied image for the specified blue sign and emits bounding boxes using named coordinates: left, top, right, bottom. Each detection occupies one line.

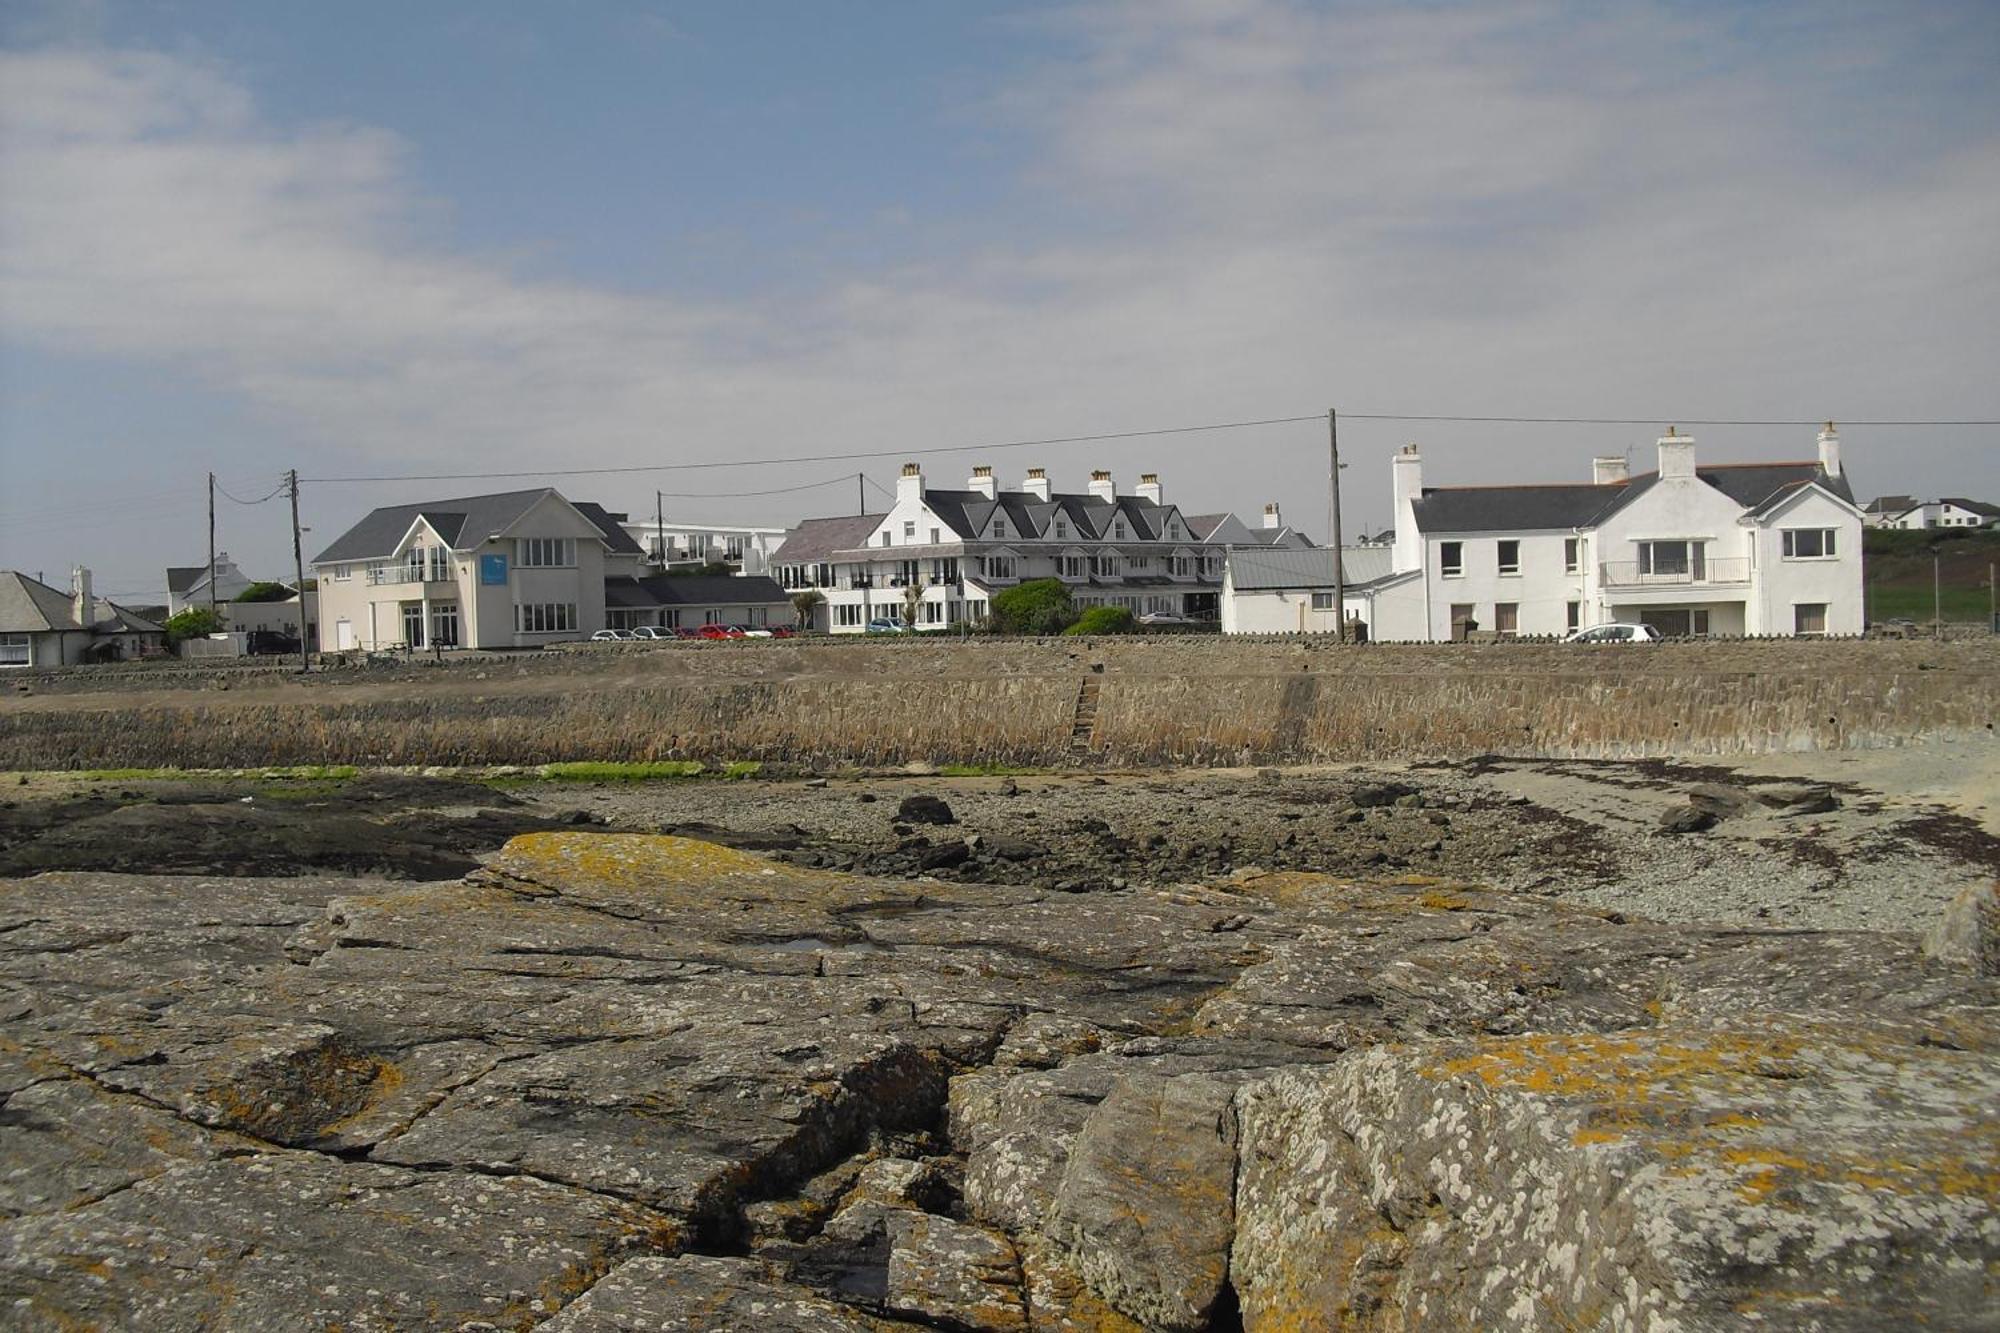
left=479, top=553, right=509, bottom=586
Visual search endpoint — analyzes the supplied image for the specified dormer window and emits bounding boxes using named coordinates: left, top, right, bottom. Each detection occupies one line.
left=1113, top=521, right=1127, bottom=539
left=993, top=521, right=1007, bottom=540
left=903, top=521, right=916, bottom=541
left=1055, top=521, right=1067, bottom=539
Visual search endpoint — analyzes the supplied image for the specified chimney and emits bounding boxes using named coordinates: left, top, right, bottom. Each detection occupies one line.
left=70, top=566, right=92, bottom=628
left=1088, top=470, right=1116, bottom=503
left=1592, top=456, right=1629, bottom=485
left=968, top=465, right=997, bottom=500
left=1020, top=467, right=1051, bottom=502
left=1656, top=426, right=1696, bottom=481
left=896, top=461, right=924, bottom=504
left=1392, top=444, right=1424, bottom=575
left=1135, top=472, right=1162, bottom=506
left=1817, top=421, right=1842, bottom=478
left=1262, top=502, right=1283, bottom=530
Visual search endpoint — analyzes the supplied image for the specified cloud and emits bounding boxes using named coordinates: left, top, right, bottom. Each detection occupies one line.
left=2, top=1, right=1997, bottom=583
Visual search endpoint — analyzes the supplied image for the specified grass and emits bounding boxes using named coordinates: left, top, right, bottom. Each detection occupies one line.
left=936, top=763, right=1042, bottom=777
left=535, top=761, right=708, bottom=781
left=1865, top=529, right=2000, bottom=624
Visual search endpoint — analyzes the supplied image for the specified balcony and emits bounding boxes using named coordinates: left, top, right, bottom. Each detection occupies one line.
left=1598, top=558, right=1749, bottom=588
left=368, top=567, right=452, bottom=587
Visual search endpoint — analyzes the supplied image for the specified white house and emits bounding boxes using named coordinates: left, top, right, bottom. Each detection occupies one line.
left=614, top=513, right=790, bottom=577
left=1937, top=499, right=2000, bottom=529
left=2, top=568, right=166, bottom=667
left=1221, top=546, right=1426, bottom=638
left=1362, top=425, right=1862, bottom=640
left=311, top=489, right=643, bottom=651
left=1864, top=496, right=1999, bottom=530
left=165, top=552, right=252, bottom=614
left=770, top=465, right=1261, bottom=633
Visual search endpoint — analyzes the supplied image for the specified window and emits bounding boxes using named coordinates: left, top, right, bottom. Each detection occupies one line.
left=519, top=538, right=575, bottom=568
left=1566, top=601, right=1581, bottom=631
left=1493, top=602, right=1519, bottom=636
left=1637, top=540, right=1700, bottom=577
left=993, top=521, right=1008, bottom=539
left=431, top=604, right=459, bottom=648
left=1114, top=521, right=1127, bottom=539
left=903, top=521, right=916, bottom=541
left=836, top=604, right=864, bottom=628
left=880, top=532, right=891, bottom=548
left=1059, top=556, right=1086, bottom=578
left=1450, top=603, right=1475, bottom=637
left=1794, top=603, right=1827, bottom=636
left=982, top=556, right=1016, bottom=580
left=1782, top=528, right=1837, bottom=559
left=1497, top=540, right=1520, bottom=575
left=704, top=609, right=724, bottom=626
left=0, top=633, right=29, bottom=667
left=1440, top=541, right=1463, bottom=577
left=1563, top=539, right=1580, bottom=575
left=515, top=603, right=577, bottom=633
left=1054, top=521, right=1067, bottom=539
left=1127, top=556, right=1150, bottom=572
left=1310, top=592, right=1336, bottom=611
left=920, top=600, right=944, bottom=624
left=929, top=528, right=940, bottom=544
left=332, top=564, right=351, bottom=582
left=401, top=603, right=426, bottom=648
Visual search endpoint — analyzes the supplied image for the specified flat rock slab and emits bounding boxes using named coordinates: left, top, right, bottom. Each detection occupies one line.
left=1233, top=1025, right=2000, bottom=1331
left=0, top=1153, right=680, bottom=1332
left=542, top=1254, right=930, bottom=1331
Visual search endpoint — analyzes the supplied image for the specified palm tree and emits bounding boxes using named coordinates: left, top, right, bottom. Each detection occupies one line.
left=790, top=588, right=825, bottom=633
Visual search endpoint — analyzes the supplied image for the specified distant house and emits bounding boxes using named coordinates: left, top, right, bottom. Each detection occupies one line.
left=165, top=552, right=252, bottom=614
left=1861, top=495, right=1920, bottom=529
left=603, top=574, right=794, bottom=632
left=1222, top=546, right=1424, bottom=638
left=1862, top=496, right=1998, bottom=530
left=1937, top=498, right=2000, bottom=529
left=613, top=514, right=790, bottom=577
left=311, top=488, right=643, bottom=651
left=2, top=568, right=166, bottom=667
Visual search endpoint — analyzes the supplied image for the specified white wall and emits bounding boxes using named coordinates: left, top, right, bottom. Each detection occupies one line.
left=1749, top=489, right=1864, bottom=635
left=1418, top=530, right=1587, bottom=639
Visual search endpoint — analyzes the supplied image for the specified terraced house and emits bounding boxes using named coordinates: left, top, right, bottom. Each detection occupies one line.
left=1386, top=425, right=1864, bottom=639
left=771, top=464, right=1235, bottom=632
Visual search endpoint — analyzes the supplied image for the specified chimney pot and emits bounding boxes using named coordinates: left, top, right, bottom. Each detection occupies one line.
left=900, top=462, right=921, bottom=478
left=1816, top=422, right=1842, bottom=478
left=1087, top=470, right=1116, bottom=502
left=1020, top=468, right=1051, bottom=501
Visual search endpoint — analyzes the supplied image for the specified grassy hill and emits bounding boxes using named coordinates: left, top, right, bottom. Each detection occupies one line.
left=1864, top=527, right=2000, bottom=625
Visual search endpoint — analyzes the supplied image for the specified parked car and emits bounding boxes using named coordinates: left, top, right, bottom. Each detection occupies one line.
left=590, top=628, right=633, bottom=642
left=627, top=625, right=669, bottom=640
left=769, top=626, right=797, bottom=638
left=865, top=618, right=911, bottom=634
left=737, top=626, right=775, bottom=639
left=672, top=626, right=704, bottom=640
left=696, top=623, right=744, bottom=640
left=1138, top=611, right=1193, bottom=626
left=1562, top=623, right=1662, bottom=644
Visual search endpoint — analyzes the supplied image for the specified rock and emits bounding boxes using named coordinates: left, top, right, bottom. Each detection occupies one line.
left=1687, top=781, right=1757, bottom=819
left=886, top=1211, right=1027, bottom=1331
left=1349, top=782, right=1414, bottom=808
left=1047, top=1072, right=1240, bottom=1331
left=1232, top=1024, right=2000, bottom=1331
left=1657, top=804, right=1718, bottom=834
left=1255, top=768, right=1281, bottom=784
left=1924, top=880, right=2000, bottom=975
left=999, top=779, right=1020, bottom=797
left=805, top=777, right=830, bottom=789
left=919, top=841, right=972, bottom=871
left=898, top=794, right=956, bottom=825
left=542, top=1255, right=918, bottom=1331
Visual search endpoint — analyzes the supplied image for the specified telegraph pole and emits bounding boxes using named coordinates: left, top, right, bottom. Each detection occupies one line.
left=1933, top=553, right=1942, bottom=638
left=1328, top=408, right=1346, bottom=641
left=858, top=472, right=866, bottom=516
left=288, top=469, right=308, bottom=672
left=206, top=471, right=217, bottom=618
left=655, top=489, right=665, bottom=566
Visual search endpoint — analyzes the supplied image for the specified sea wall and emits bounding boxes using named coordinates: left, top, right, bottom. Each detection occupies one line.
left=2, top=638, right=1994, bottom=769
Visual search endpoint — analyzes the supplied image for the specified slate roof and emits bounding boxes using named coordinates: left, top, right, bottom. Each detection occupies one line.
left=1181, top=514, right=1232, bottom=542
left=313, top=489, right=610, bottom=564
left=0, top=571, right=84, bottom=633
left=92, top=601, right=165, bottom=634
left=1411, top=462, right=1854, bottom=534
left=1863, top=495, right=1918, bottom=515
left=572, top=502, right=645, bottom=555
left=1942, top=497, right=2000, bottom=517
left=1226, top=546, right=1402, bottom=591
left=771, top=515, right=888, bottom=565
left=165, top=566, right=207, bottom=595
left=604, top=575, right=791, bottom=608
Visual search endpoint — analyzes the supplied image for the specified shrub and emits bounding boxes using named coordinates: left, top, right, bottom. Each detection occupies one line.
left=988, top=579, right=1077, bottom=635
left=1064, top=606, right=1136, bottom=635
left=162, top=606, right=224, bottom=645
left=234, top=581, right=295, bottom=603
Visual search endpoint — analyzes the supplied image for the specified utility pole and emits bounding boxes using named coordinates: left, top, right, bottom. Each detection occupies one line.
left=1328, top=408, right=1346, bottom=641
left=1933, top=553, right=1942, bottom=638
left=288, top=469, right=308, bottom=672
left=206, top=471, right=217, bottom=618
left=655, top=489, right=665, bottom=567
left=858, top=472, right=866, bottom=517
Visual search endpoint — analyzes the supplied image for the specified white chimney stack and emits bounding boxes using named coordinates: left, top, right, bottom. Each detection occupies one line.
left=896, top=461, right=925, bottom=504
left=1657, top=426, right=1696, bottom=480
left=1020, top=467, right=1051, bottom=502
left=1087, top=469, right=1116, bottom=503
left=968, top=465, right=997, bottom=499
left=70, top=566, right=92, bottom=628
left=1817, top=421, right=1842, bottom=478
left=1592, top=456, right=1629, bottom=485
left=1262, top=502, right=1283, bottom=530
left=1391, top=444, right=1424, bottom=575
left=1135, top=472, right=1162, bottom=505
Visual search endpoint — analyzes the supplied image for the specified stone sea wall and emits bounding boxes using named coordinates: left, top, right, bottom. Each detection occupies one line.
left=2, top=638, right=1994, bottom=769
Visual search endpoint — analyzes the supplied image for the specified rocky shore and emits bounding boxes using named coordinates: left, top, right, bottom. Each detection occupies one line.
left=0, top=751, right=1995, bottom=1329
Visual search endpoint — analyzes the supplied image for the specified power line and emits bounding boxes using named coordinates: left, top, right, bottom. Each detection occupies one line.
left=651, top=473, right=880, bottom=501
left=296, top=409, right=1996, bottom=486
left=215, top=477, right=290, bottom=504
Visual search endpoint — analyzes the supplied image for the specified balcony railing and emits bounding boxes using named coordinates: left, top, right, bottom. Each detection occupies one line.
left=1598, top=558, right=1749, bottom=587
left=368, top=567, right=451, bottom=587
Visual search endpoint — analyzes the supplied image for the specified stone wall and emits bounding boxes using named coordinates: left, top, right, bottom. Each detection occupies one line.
left=2, top=638, right=1994, bottom=769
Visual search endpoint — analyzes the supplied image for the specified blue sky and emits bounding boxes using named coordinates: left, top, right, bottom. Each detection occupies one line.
left=3, top=0, right=1997, bottom=601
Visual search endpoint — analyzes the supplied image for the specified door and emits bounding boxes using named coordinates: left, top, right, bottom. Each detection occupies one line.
left=431, top=603, right=460, bottom=648
left=335, top=619, right=356, bottom=650
left=401, top=602, right=425, bottom=649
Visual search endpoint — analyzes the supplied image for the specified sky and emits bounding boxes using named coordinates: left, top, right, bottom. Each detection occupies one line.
left=2, top=0, right=1996, bottom=605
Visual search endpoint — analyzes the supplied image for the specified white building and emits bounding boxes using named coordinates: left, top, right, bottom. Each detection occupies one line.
left=771, top=464, right=1266, bottom=633
left=165, top=552, right=252, bottom=614
left=2, top=568, right=166, bottom=667
left=613, top=513, right=789, bottom=577
left=1308, top=425, right=1864, bottom=640
left=1221, top=546, right=1426, bottom=638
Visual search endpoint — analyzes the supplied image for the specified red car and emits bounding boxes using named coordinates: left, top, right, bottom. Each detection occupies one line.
left=672, top=626, right=704, bottom=640
left=696, top=623, right=744, bottom=640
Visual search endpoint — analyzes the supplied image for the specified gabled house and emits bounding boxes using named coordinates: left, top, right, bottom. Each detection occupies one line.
left=2, top=568, right=166, bottom=667
left=311, top=488, right=642, bottom=651
left=165, top=552, right=252, bottom=614
left=1221, top=545, right=1424, bottom=638
left=771, top=465, right=1292, bottom=632
left=1937, top=498, right=2000, bottom=529
left=1373, top=425, right=1862, bottom=640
